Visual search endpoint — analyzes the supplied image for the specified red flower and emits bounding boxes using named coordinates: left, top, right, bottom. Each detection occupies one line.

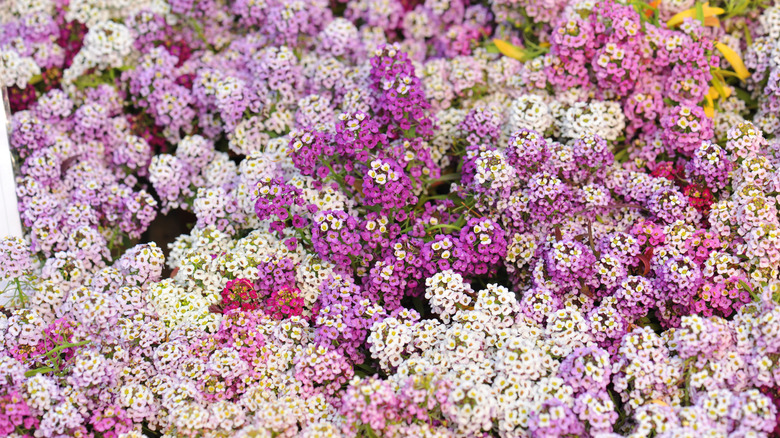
left=220, top=278, right=259, bottom=312
left=683, top=184, right=714, bottom=214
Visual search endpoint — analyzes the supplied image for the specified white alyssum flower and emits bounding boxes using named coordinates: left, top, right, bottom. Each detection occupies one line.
left=63, top=20, right=134, bottom=85
left=0, top=49, right=41, bottom=88
left=558, top=100, right=626, bottom=142
left=507, top=94, right=554, bottom=136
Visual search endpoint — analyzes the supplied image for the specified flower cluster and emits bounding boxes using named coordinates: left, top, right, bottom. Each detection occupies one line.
left=1, top=0, right=780, bottom=436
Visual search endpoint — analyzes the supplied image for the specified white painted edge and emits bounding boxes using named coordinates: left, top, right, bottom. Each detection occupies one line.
left=0, top=86, right=24, bottom=307
left=0, top=87, right=22, bottom=239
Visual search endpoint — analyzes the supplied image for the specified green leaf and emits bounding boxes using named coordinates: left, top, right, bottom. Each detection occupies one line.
left=725, top=0, right=749, bottom=18
left=363, top=425, right=380, bottom=438
left=734, top=87, right=758, bottom=109
left=614, top=148, right=630, bottom=163
left=695, top=1, right=705, bottom=22
left=73, top=74, right=104, bottom=91
left=711, top=74, right=728, bottom=98
left=484, top=41, right=500, bottom=54
left=25, top=366, right=55, bottom=378
left=711, top=68, right=742, bottom=79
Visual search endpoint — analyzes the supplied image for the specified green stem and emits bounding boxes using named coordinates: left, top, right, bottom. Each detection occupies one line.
left=401, top=222, right=461, bottom=234
left=416, top=193, right=456, bottom=208
left=31, top=340, right=91, bottom=361
left=426, top=224, right=462, bottom=234
left=453, top=212, right=469, bottom=228
left=188, top=18, right=212, bottom=50
left=428, top=173, right=462, bottom=185
left=13, top=277, right=26, bottom=306
left=324, top=161, right=348, bottom=191
left=41, top=330, right=60, bottom=373
left=24, top=367, right=55, bottom=378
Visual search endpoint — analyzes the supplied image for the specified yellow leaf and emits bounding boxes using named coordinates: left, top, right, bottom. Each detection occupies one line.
left=710, top=74, right=732, bottom=99
left=667, top=2, right=724, bottom=28
left=703, top=95, right=715, bottom=118
left=493, top=39, right=527, bottom=61
left=715, top=42, right=750, bottom=80
left=703, top=16, right=720, bottom=27
left=711, top=83, right=732, bottom=99
left=650, top=399, right=670, bottom=407
left=707, top=86, right=719, bottom=100
left=704, top=4, right=726, bottom=17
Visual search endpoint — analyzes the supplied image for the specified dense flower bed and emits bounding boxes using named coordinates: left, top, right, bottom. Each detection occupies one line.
left=2, top=0, right=780, bottom=436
